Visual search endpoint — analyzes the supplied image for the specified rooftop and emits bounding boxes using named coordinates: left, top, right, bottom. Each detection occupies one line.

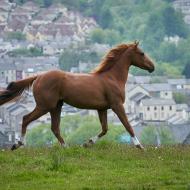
left=141, top=98, right=176, bottom=106
left=142, top=83, right=172, bottom=92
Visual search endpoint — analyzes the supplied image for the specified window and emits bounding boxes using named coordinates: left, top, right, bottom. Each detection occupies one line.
left=161, top=106, right=164, bottom=111
left=170, top=106, right=172, bottom=111
left=165, top=92, right=168, bottom=96
left=154, top=106, right=157, bottom=111
left=147, top=107, right=150, bottom=111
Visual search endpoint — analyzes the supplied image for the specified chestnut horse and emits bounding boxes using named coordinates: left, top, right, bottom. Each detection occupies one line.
left=0, top=42, right=154, bottom=150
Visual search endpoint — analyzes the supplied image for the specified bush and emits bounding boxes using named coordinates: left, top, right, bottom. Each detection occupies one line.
left=6, top=31, right=26, bottom=41
left=9, top=47, right=43, bottom=57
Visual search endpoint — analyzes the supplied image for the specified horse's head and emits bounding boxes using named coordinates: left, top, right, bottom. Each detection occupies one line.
left=127, top=41, right=155, bottom=73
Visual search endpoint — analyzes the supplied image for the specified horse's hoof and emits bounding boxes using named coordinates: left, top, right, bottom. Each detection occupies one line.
left=82, top=142, right=89, bottom=148
left=11, top=144, right=17, bottom=151
left=18, top=141, right=24, bottom=146
left=82, top=141, right=93, bottom=148
left=136, top=144, right=145, bottom=150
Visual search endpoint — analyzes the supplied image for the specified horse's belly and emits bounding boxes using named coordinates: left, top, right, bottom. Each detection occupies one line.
left=63, top=91, right=109, bottom=110
left=64, top=97, right=109, bottom=110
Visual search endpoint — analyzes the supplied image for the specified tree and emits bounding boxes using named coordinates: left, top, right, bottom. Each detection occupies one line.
left=162, top=6, right=188, bottom=38
left=99, top=8, right=113, bottom=29
left=8, top=47, right=43, bottom=57
left=59, top=49, right=79, bottom=71
left=182, top=63, right=190, bottom=79
left=6, top=32, right=26, bottom=41
left=43, top=0, right=53, bottom=7
left=90, top=28, right=106, bottom=44
left=173, top=92, right=189, bottom=104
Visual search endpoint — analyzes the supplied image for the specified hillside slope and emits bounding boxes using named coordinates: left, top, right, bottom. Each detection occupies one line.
left=0, top=144, right=190, bottom=190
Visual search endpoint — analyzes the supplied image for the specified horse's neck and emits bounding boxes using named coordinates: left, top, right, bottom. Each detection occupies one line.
left=108, top=59, right=130, bottom=87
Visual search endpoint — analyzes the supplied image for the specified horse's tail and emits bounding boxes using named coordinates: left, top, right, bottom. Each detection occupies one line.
left=0, top=76, right=37, bottom=106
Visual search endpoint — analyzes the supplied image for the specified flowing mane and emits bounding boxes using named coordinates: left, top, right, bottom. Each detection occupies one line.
left=91, top=44, right=129, bottom=74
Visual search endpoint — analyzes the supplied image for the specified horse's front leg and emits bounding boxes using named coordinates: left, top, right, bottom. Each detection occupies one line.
left=83, top=110, right=108, bottom=147
left=112, top=103, right=144, bottom=150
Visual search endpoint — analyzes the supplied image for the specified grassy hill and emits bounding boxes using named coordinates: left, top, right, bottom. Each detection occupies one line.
left=0, top=144, right=190, bottom=190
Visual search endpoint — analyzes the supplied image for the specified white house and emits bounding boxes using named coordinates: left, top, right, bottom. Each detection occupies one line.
left=125, top=84, right=150, bottom=114
left=140, top=98, right=176, bottom=121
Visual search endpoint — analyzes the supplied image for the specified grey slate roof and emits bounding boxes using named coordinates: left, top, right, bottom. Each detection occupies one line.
left=142, top=83, right=172, bottom=92
left=176, top=104, right=188, bottom=111
left=167, top=79, right=190, bottom=85
left=130, top=92, right=150, bottom=103
left=0, top=61, right=16, bottom=71
left=141, top=98, right=176, bottom=106
left=134, top=76, right=151, bottom=84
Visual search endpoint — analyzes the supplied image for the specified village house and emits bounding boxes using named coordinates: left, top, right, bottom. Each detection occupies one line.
left=0, top=129, right=15, bottom=148
left=167, top=78, right=190, bottom=91
left=173, top=0, right=190, bottom=24
left=0, top=60, right=17, bottom=83
left=142, top=83, right=173, bottom=99
left=125, top=84, right=150, bottom=114
left=139, top=98, right=176, bottom=121
left=0, top=0, right=13, bottom=23
left=133, top=76, right=151, bottom=84
left=167, top=103, right=189, bottom=125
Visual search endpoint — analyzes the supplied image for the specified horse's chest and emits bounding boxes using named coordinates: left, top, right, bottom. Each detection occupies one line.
left=107, top=85, right=125, bottom=104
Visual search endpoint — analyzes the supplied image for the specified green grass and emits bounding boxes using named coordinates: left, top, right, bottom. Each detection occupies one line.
left=0, top=143, right=190, bottom=190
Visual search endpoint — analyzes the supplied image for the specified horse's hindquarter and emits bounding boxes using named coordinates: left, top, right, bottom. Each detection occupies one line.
left=60, top=73, right=109, bottom=109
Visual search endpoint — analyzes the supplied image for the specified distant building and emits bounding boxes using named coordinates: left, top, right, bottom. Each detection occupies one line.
left=140, top=98, right=176, bottom=121
left=168, top=78, right=190, bottom=90
left=0, top=61, right=17, bottom=83
left=142, top=83, right=173, bottom=99
left=173, top=0, right=190, bottom=24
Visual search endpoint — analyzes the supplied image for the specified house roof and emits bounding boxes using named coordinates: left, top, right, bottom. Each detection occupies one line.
left=142, top=83, right=172, bottom=92
left=141, top=98, right=176, bottom=106
left=168, top=114, right=187, bottom=125
left=0, top=131, right=6, bottom=138
left=22, top=1, right=40, bottom=12
left=176, top=104, right=188, bottom=111
left=126, top=84, right=149, bottom=95
left=130, top=92, right=150, bottom=103
left=10, top=106, right=26, bottom=116
left=7, top=18, right=26, bottom=31
left=134, top=76, right=151, bottom=84
left=168, top=79, right=190, bottom=85
left=0, top=61, right=16, bottom=71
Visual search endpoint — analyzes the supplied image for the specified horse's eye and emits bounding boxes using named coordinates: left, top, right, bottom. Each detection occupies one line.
left=140, top=52, right=144, bottom=56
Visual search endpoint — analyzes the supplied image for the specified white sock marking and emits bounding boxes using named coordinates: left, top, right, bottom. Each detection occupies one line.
left=131, top=136, right=141, bottom=146
left=20, top=136, right=25, bottom=144
left=90, top=136, right=99, bottom=143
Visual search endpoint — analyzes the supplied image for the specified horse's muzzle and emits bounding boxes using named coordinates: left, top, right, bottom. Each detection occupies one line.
left=149, top=67, right=155, bottom=73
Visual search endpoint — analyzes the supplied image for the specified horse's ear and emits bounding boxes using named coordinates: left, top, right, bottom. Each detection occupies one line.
left=134, top=40, right=139, bottom=48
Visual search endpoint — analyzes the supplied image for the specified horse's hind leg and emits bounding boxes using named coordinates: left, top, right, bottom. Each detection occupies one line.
left=50, top=100, right=65, bottom=147
left=83, top=110, right=108, bottom=147
left=11, top=107, right=48, bottom=150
